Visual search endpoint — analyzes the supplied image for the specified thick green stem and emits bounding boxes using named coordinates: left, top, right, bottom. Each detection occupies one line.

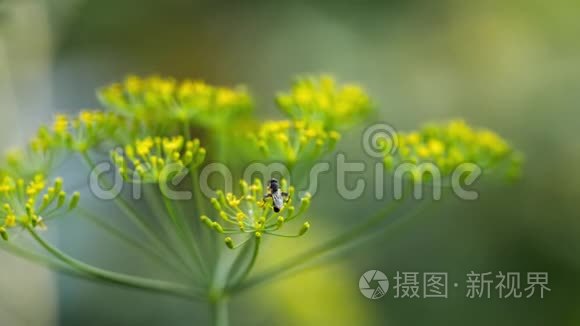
left=210, top=296, right=229, bottom=326
left=229, top=236, right=261, bottom=288
left=1, top=241, right=203, bottom=299
left=208, top=245, right=233, bottom=325
left=0, top=242, right=80, bottom=277
left=27, top=225, right=203, bottom=300
left=215, top=126, right=228, bottom=167
left=184, top=120, right=192, bottom=140
left=190, top=168, right=205, bottom=215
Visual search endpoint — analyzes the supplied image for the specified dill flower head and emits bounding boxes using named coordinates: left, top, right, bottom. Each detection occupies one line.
left=39, top=110, right=125, bottom=153
left=0, top=111, right=120, bottom=178
left=0, top=174, right=79, bottom=240
left=3, top=143, right=57, bottom=179
left=0, top=118, right=72, bottom=178
left=248, top=120, right=341, bottom=167
left=276, top=75, right=373, bottom=130
left=382, top=120, right=523, bottom=180
left=111, top=136, right=206, bottom=183
left=201, top=179, right=311, bottom=248
left=98, top=75, right=253, bottom=131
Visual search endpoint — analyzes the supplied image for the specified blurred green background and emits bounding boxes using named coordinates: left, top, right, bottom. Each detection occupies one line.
left=1, top=0, right=579, bottom=325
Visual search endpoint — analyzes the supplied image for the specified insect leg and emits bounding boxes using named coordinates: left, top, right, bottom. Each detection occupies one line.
left=281, top=192, right=290, bottom=203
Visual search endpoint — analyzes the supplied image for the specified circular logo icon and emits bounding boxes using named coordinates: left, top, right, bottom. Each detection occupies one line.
left=362, top=123, right=399, bottom=158
left=359, top=270, right=389, bottom=299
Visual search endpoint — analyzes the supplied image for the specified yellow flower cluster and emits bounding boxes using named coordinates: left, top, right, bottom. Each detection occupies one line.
left=98, top=75, right=253, bottom=130
left=3, top=111, right=125, bottom=178
left=249, top=120, right=341, bottom=166
left=3, top=146, right=54, bottom=180
left=383, top=120, right=523, bottom=179
left=111, top=136, right=206, bottom=183
left=29, top=111, right=125, bottom=154
left=200, top=179, right=311, bottom=248
left=0, top=174, right=80, bottom=240
left=276, top=75, right=373, bottom=130
left=48, top=111, right=126, bottom=152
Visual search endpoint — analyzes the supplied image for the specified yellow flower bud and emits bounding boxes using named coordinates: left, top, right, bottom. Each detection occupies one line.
left=225, top=237, right=235, bottom=249
left=69, top=192, right=81, bottom=210
left=299, top=222, right=311, bottom=236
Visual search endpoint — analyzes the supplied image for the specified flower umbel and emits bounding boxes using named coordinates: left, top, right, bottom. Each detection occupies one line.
left=0, top=174, right=79, bottom=240
left=382, top=120, right=523, bottom=180
left=201, top=179, right=311, bottom=248
left=0, top=111, right=120, bottom=178
left=276, top=75, right=373, bottom=130
left=3, top=144, right=56, bottom=180
left=249, top=120, right=340, bottom=167
left=112, top=136, right=206, bottom=183
left=98, top=75, right=253, bottom=132
left=49, top=111, right=126, bottom=152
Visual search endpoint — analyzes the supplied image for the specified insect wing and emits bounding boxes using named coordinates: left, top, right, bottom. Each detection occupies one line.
left=272, top=190, right=284, bottom=210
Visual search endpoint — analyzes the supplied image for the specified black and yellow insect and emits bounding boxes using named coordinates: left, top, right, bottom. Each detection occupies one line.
left=263, top=179, right=289, bottom=212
